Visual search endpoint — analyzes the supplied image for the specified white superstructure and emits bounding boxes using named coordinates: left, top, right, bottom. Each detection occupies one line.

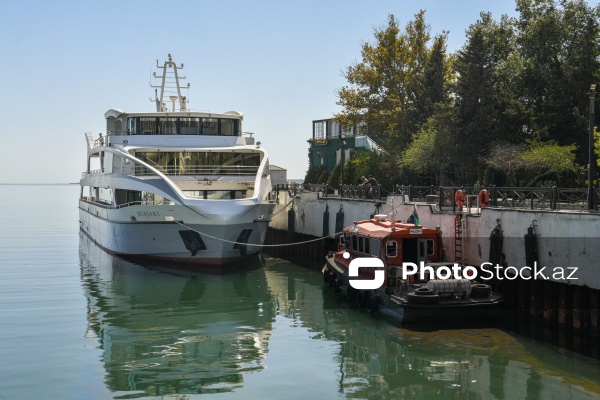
left=79, top=55, right=275, bottom=268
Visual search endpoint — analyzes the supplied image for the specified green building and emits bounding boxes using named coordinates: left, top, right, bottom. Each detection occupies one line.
left=307, top=118, right=380, bottom=172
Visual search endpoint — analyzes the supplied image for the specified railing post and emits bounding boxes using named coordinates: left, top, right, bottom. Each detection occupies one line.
left=438, top=186, right=443, bottom=209
left=492, top=186, right=497, bottom=207
left=408, top=185, right=412, bottom=202
left=452, top=187, right=456, bottom=213
left=552, top=186, right=558, bottom=210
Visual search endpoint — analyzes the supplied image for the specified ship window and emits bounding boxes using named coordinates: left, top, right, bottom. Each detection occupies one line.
left=202, top=118, right=219, bottom=135
left=180, top=117, right=200, bottom=135
left=419, top=241, right=425, bottom=258
left=371, top=239, right=380, bottom=257
left=352, top=234, right=358, bottom=252
left=221, top=119, right=235, bottom=136
left=364, top=237, right=370, bottom=255
left=344, top=232, right=351, bottom=249
left=386, top=241, right=397, bottom=257
left=427, top=239, right=434, bottom=256
left=358, top=236, right=364, bottom=253
left=159, top=117, right=179, bottom=135
left=139, top=118, right=158, bottom=135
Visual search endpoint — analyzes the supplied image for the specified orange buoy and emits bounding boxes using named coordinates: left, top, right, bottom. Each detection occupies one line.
left=454, top=189, right=465, bottom=208
left=478, top=189, right=490, bottom=208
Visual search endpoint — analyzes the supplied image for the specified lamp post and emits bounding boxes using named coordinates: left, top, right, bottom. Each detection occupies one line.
left=588, top=84, right=597, bottom=210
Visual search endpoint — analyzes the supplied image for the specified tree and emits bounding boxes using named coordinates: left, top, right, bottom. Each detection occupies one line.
left=484, top=140, right=582, bottom=186
left=400, top=102, right=459, bottom=184
left=336, top=12, right=441, bottom=151
left=453, top=13, right=519, bottom=177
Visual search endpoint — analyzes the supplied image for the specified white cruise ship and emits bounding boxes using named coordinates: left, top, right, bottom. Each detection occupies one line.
left=79, top=55, right=275, bottom=269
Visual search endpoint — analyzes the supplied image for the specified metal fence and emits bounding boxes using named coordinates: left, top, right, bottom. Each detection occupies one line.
left=397, top=185, right=600, bottom=211
left=271, top=183, right=600, bottom=210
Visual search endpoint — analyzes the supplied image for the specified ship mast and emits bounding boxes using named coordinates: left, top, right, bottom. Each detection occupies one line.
left=151, top=54, right=190, bottom=112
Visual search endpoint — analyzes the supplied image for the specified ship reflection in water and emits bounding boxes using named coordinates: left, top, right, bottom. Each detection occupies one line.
left=80, top=234, right=600, bottom=399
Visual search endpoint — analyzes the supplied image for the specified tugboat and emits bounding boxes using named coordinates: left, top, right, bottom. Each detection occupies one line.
left=322, top=214, right=503, bottom=324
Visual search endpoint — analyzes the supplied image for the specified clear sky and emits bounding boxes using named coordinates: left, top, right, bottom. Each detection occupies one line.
left=1, top=0, right=588, bottom=183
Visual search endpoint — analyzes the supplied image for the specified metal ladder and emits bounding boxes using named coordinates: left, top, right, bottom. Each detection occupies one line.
left=454, top=212, right=463, bottom=262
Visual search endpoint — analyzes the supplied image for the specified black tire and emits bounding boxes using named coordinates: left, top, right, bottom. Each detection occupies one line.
left=471, top=284, right=492, bottom=299
left=407, top=292, right=440, bottom=305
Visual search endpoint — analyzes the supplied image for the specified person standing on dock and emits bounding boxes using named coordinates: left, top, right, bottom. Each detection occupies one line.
left=367, top=175, right=379, bottom=187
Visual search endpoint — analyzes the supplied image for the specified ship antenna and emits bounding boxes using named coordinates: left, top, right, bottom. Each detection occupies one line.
left=150, top=54, right=191, bottom=112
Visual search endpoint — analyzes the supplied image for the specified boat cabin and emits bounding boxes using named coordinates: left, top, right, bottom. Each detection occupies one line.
left=337, top=214, right=446, bottom=287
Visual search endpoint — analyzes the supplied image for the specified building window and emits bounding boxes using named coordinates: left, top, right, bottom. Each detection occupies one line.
left=314, top=121, right=326, bottom=140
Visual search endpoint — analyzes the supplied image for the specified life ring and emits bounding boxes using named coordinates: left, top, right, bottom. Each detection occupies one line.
left=454, top=190, right=465, bottom=207
left=478, top=189, right=490, bottom=208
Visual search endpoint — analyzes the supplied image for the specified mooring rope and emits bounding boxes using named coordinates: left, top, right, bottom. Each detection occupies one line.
left=172, top=194, right=410, bottom=248
left=174, top=220, right=343, bottom=247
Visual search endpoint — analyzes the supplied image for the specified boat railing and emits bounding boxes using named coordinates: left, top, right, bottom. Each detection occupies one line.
left=133, top=165, right=259, bottom=177
left=81, top=170, right=102, bottom=179
left=115, top=200, right=175, bottom=208
left=80, top=198, right=174, bottom=208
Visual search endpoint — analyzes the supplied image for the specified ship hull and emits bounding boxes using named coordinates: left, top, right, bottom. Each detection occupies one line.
left=79, top=200, right=274, bottom=269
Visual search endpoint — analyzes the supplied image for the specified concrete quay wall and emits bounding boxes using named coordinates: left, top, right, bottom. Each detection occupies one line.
left=270, top=191, right=600, bottom=291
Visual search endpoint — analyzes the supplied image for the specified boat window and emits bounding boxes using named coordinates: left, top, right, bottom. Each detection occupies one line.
left=419, top=241, right=425, bottom=258
left=358, top=236, right=364, bottom=253
left=180, top=117, right=201, bottom=135
left=386, top=241, right=397, bottom=257
left=202, top=118, right=219, bottom=135
left=371, top=239, right=380, bottom=257
left=139, top=117, right=158, bottom=135
left=427, top=239, right=434, bottom=256
left=183, top=190, right=246, bottom=200
left=344, top=232, right=351, bottom=249
left=221, top=119, right=236, bottom=136
left=160, top=117, right=178, bottom=135
left=127, top=117, right=240, bottom=136
left=134, top=151, right=261, bottom=176
left=364, top=237, right=370, bottom=255
left=352, top=234, right=358, bottom=252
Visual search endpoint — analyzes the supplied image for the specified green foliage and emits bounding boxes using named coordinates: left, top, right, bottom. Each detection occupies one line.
left=344, top=151, right=401, bottom=192
left=335, top=12, right=450, bottom=150
left=334, top=1, right=600, bottom=187
left=485, top=140, right=582, bottom=186
left=304, top=165, right=329, bottom=184
left=327, top=162, right=342, bottom=189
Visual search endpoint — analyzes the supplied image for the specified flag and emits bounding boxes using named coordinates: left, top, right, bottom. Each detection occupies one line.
left=412, top=204, right=419, bottom=226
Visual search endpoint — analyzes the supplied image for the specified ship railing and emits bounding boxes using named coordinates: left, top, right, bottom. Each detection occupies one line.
left=133, top=165, right=259, bottom=177
left=81, top=170, right=102, bottom=179
left=399, top=185, right=600, bottom=211
left=115, top=200, right=175, bottom=209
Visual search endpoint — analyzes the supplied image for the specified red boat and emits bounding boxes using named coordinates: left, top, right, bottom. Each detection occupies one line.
left=322, top=214, right=503, bottom=324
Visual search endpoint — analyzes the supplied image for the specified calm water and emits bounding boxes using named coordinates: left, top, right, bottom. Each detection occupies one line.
left=1, top=185, right=600, bottom=400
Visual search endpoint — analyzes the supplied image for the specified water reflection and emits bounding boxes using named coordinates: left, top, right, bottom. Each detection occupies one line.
left=79, top=233, right=273, bottom=396
left=80, top=234, right=600, bottom=399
